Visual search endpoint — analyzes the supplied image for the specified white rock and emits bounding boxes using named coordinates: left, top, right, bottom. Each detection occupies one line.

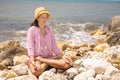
left=72, top=59, right=83, bottom=68
left=95, top=74, right=103, bottom=80
left=49, top=68, right=56, bottom=73
left=7, top=75, right=37, bottom=80
left=83, top=58, right=112, bottom=74
left=111, top=73, right=120, bottom=80
left=66, top=68, right=78, bottom=80
left=74, top=69, right=95, bottom=80
left=0, top=77, right=6, bottom=80
left=38, top=71, right=57, bottom=80
left=11, top=63, right=28, bottom=76
left=56, top=74, right=67, bottom=80
left=104, top=66, right=119, bottom=76
left=66, top=68, right=78, bottom=75
left=88, top=77, right=96, bottom=80
left=78, top=67, right=87, bottom=73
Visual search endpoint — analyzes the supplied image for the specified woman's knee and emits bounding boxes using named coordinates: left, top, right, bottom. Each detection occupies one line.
left=60, top=61, right=70, bottom=69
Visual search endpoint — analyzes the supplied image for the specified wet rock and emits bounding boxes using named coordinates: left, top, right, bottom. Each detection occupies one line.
left=90, top=29, right=106, bottom=36
left=7, top=75, right=37, bottom=80
left=94, top=43, right=109, bottom=52
left=56, top=41, right=68, bottom=51
left=108, top=16, right=120, bottom=32
left=0, top=40, right=20, bottom=51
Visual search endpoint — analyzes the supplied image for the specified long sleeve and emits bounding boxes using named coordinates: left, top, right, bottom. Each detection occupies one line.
left=50, top=28, right=61, bottom=55
left=27, top=27, right=35, bottom=56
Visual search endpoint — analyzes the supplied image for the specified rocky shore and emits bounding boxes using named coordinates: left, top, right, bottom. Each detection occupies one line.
left=0, top=16, right=120, bottom=80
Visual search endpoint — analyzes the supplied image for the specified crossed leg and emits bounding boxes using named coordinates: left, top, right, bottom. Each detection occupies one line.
left=28, top=56, right=70, bottom=77
left=36, top=56, right=70, bottom=69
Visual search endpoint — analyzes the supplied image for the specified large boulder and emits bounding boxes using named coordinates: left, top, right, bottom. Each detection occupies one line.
left=102, top=46, right=120, bottom=69
left=0, top=40, right=27, bottom=70
left=11, top=63, right=28, bottom=76
left=0, top=46, right=27, bottom=61
left=38, top=71, right=67, bottom=80
left=13, top=55, right=27, bottom=65
left=105, top=31, right=120, bottom=46
left=108, top=16, right=120, bottom=32
left=0, top=40, right=20, bottom=51
left=82, top=58, right=112, bottom=74
left=106, top=16, right=120, bottom=46
left=73, top=69, right=95, bottom=80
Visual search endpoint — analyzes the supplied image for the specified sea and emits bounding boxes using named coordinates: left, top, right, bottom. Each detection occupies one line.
left=0, top=0, right=120, bottom=47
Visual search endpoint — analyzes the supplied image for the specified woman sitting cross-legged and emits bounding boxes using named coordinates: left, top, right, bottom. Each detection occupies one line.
left=27, top=7, right=70, bottom=77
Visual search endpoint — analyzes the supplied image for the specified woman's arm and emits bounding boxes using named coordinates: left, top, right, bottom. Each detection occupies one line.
left=50, top=28, right=61, bottom=57
left=27, top=27, right=35, bottom=63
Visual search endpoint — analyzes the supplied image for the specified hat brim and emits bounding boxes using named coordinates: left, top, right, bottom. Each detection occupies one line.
left=34, top=10, right=50, bottom=20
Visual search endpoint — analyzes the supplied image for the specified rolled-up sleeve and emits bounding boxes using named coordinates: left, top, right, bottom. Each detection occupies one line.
left=51, top=28, right=61, bottom=55
left=27, top=27, right=35, bottom=56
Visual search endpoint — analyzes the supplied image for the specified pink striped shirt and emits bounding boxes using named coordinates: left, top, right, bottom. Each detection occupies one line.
left=27, top=26, right=61, bottom=58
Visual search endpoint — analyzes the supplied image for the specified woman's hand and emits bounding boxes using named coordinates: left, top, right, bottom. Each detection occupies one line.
left=35, top=60, right=41, bottom=70
left=29, top=56, right=36, bottom=66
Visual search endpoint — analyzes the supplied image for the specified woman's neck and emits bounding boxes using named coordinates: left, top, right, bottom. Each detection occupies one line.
left=38, top=23, right=46, bottom=30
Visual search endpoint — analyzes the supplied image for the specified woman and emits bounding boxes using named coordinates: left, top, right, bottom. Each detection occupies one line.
left=27, top=7, right=70, bottom=77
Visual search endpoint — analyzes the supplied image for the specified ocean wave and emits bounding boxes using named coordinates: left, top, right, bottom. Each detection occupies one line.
left=0, top=22, right=106, bottom=48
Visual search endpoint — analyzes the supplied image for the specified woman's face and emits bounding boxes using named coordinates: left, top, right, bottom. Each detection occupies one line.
left=37, top=13, right=49, bottom=25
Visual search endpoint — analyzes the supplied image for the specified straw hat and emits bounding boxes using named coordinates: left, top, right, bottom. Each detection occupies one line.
left=34, top=7, right=50, bottom=20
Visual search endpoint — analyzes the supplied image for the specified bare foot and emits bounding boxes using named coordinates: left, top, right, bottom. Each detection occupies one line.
left=35, top=60, right=41, bottom=70
left=29, top=62, right=37, bottom=75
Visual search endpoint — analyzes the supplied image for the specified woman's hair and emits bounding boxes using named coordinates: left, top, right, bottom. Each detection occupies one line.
left=30, top=19, right=39, bottom=27
left=30, top=14, right=49, bottom=27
